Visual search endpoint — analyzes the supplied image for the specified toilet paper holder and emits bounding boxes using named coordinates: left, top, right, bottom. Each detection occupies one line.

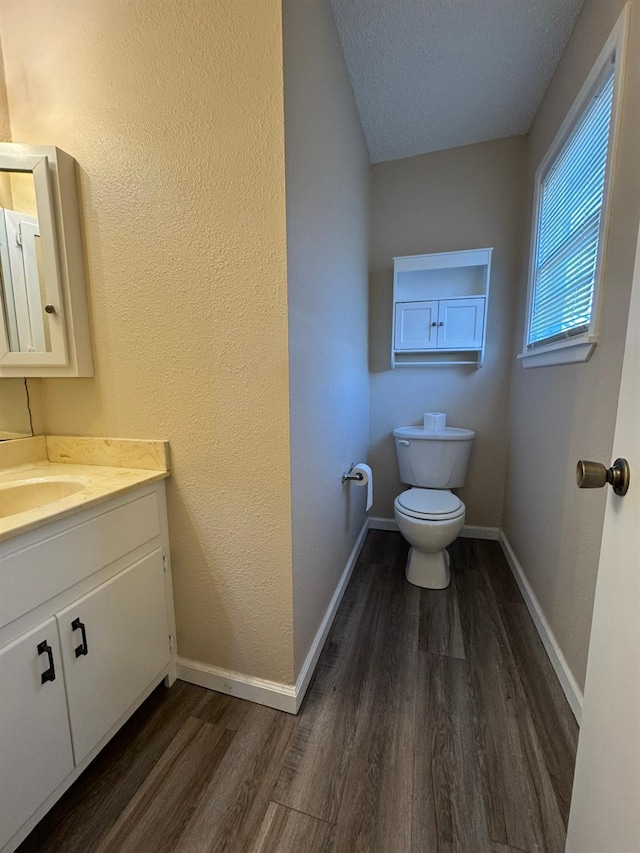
left=342, top=463, right=364, bottom=483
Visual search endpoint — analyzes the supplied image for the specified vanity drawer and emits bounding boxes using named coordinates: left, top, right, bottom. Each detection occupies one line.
left=0, top=491, right=161, bottom=629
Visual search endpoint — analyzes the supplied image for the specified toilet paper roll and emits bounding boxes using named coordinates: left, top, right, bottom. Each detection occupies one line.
left=423, top=412, right=447, bottom=431
left=351, top=463, right=373, bottom=512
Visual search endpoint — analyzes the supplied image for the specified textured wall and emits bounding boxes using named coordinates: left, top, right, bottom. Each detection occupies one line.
left=0, top=0, right=296, bottom=683
left=283, top=0, right=370, bottom=675
left=369, top=137, right=526, bottom=525
left=503, top=0, right=640, bottom=690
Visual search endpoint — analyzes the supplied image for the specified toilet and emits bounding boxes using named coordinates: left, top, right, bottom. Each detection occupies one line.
left=393, top=425, right=475, bottom=589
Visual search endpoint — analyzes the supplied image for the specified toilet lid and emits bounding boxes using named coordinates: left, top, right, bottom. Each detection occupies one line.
left=396, top=488, right=464, bottom=520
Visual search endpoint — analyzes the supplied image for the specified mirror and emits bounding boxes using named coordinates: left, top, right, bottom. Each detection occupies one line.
left=0, top=159, right=66, bottom=365
left=0, top=171, right=53, bottom=354
left=0, top=379, right=32, bottom=439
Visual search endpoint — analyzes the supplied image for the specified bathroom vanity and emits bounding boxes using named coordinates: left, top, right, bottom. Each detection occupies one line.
left=0, top=437, right=176, bottom=853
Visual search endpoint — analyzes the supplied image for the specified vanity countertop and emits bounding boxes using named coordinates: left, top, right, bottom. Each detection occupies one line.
left=0, top=436, right=170, bottom=544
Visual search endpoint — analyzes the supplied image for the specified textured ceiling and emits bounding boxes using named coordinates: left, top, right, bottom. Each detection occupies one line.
left=330, top=0, right=585, bottom=163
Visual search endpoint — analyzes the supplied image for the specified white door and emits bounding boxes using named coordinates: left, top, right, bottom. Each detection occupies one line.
left=437, top=297, right=485, bottom=349
left=56, top=549, right=170, bottom=764
left=0, top=618, right=74, bottom=850
left=394, top=300, right=438, bottom=350
left=566, top=223, right=640, bottom=851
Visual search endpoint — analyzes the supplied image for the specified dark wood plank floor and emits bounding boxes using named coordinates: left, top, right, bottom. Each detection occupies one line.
left=18, top=533, right=578, bottom=853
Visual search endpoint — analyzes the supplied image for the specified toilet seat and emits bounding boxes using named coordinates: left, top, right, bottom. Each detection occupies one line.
left=396, top=488, right=464, bottom=521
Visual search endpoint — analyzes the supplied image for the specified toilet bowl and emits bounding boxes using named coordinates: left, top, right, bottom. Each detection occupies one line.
left=394, top=487, right=465, bottom=588
left=392, top=424, right=474, bottom=589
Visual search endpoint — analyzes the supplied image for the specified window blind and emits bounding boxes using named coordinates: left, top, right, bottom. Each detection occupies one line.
left=528, top=66, right=615, bottom=348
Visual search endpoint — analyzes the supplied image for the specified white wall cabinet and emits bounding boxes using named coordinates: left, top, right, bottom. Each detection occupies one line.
left=392, top=248, right=492, bottom=368
left=0, top=482, right=176, bottom=853
left=394, top=296, right=485, bottom=352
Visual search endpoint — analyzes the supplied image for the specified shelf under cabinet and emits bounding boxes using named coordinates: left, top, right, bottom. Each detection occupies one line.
left=393, top=349, right=485, bottom=368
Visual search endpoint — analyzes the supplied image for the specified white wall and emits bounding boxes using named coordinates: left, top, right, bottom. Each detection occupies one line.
left=282, top=0, right=371, bottom=675
left=503, top=0, right=640, bottom=691
left=369, top=137, right=526, bottom=526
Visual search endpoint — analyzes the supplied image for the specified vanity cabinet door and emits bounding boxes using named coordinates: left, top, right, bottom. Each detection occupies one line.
left=56, top=549, right=170, bottom=765
left=0, top=618, right=74, bottom=850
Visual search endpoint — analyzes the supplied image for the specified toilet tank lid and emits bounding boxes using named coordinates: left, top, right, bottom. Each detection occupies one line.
left=393, top=426, right=475, bottom=441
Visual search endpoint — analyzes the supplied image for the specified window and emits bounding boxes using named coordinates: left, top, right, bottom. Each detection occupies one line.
left=529, top=68, right=614, bottom=347
left=519, top=12, right=626, bottom=368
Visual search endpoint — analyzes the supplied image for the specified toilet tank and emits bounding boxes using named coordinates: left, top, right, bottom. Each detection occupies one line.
left=393, top=426, right=475, bottom=488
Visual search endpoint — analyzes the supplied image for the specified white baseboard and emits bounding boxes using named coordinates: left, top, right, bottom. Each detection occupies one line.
left=460, top=525, right=500, bottom=540
left=293, top=517, right=370, bottom=710
left=368, top=516, right=397, bottom=530
left=368, top=516, right=499, bottom=541
left=177, top=518, right=370, bottom=715
left=499, top=531, right=583, bottom=723
left=176, top=658, right=298, bottom=714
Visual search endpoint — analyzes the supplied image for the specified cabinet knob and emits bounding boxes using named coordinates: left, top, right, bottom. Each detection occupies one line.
left=439, top=322, right=444, bottom=327
left=44, top=304, right=56, bottom=315
left=431, top=322, right=437, bottom=327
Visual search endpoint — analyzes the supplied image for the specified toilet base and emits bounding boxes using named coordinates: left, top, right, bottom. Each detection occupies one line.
left=405, top=546, right=451, bottom=589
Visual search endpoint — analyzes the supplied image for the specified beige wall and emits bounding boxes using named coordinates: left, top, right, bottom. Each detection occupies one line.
left=283, top=0, right=370, bottom=675
left=369, top=137, right=526, bottom=525
left=0, top=0, right=296, bottom=683
left=503, top=0, right=640, bottom=690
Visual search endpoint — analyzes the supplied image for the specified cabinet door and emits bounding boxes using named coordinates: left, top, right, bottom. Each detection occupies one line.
left=394, top=301, right=438, bottom=350
left=56, top=549, right=170, bottom=764
left=437, top=298, right=485, bottom=349
left=0, top=618, right=74, bottom=850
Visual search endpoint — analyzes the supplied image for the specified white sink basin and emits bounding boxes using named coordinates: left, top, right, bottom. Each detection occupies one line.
left=0, top=477, right=90, bottom=518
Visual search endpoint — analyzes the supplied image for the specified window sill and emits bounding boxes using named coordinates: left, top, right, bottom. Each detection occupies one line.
left=517, top=336, right=597, bottom=368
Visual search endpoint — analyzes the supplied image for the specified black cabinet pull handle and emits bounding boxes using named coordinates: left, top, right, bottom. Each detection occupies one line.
left=37, top=640, right=56, bottom=683
left=71, top=618, right=88, bottom=657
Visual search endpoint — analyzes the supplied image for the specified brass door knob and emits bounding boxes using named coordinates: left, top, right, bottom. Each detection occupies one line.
left=576, top=458, right=630, bottom=496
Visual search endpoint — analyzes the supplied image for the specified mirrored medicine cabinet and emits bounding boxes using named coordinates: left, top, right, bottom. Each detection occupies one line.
left=0, top=143, right=93, bottom=377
